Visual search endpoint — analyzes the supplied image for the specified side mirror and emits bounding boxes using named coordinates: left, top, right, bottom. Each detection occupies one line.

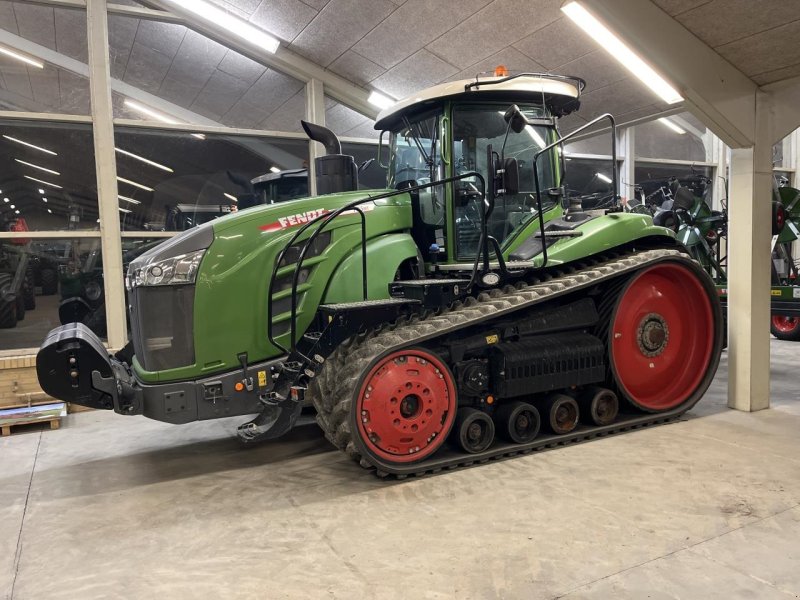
left=358, top=158, right=375, bottom=173
left=497, top=158, right=519, bottom=195
left=503, top=104, right=530, bottom=134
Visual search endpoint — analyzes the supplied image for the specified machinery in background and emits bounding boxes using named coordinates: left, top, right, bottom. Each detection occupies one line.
left=38, top=72, right=724, bottom=478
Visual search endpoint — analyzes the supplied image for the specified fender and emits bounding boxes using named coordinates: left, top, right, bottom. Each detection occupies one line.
left=324, top=233, right=420, bottom=304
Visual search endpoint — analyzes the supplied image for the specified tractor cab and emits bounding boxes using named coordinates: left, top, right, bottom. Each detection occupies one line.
left=374, top=72, right=585, bottom=264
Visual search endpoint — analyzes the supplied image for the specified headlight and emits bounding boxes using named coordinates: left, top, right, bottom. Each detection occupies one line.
left=128, top=249, right=205, bottom=289
left=85, top=279, right=103, bottom=301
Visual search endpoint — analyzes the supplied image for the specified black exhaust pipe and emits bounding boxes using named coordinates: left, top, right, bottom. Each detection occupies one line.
left=301, top=120, right=358, bottom=195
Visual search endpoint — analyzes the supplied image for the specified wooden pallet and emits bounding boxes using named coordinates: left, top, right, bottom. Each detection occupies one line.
left=0, top=402, right=66, bottom=437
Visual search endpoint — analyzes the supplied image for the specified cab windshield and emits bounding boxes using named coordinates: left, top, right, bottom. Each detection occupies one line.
left=452, top=103, right=557, bottom=259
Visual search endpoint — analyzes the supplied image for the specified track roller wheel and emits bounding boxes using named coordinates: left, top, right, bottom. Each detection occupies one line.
left=454, top=407, right=494, bottom=453
left=495, top=401, right=540, bottom=444
left=609, top=261, right=718, bottom=412
left=771, top=315, right=800, bottom=341
left=577, top=387, right=618, bottom=426
left=544, top=394, right=579, bottom=434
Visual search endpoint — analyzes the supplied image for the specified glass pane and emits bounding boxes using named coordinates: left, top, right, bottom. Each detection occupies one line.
left=634, top=113, right=708, bottom=162
left=0, top=3, right=90, bottom=114
left=563, top=157, right=618, bottom=210
left=108, top=15, right=306, bottom=131
left=326, top=97, right=378, bottom=139
left=0, top=119, right=98, bottom=231
left=635, top=161, right=714, bottom=207
left=0, top=237, right=103, bottom=350
left=774, top=170, right=792, bottom=187
left=113, top=127, right=309, bottom=232
left=341, top=142, right=387, bottom=190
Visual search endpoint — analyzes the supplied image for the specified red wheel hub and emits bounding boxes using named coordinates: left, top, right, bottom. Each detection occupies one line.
left=772, top=315, right=799, bottom=334
left=610, top=262, right=715, bottom=411
left=356, top=349, right=456, bottom=463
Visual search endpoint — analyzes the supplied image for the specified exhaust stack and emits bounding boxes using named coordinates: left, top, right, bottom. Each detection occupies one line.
left=301, top=120, right=358, bottom=195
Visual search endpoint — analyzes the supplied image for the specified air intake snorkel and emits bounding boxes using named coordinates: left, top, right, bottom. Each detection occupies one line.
left=301, top=120, right=358, bottom=194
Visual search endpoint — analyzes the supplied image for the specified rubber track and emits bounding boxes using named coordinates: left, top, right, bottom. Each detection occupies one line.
left=310, top=248, right=703, bottom=478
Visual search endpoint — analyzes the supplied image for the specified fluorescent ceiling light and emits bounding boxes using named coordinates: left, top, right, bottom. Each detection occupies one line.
left=368, top=91, right=394, bottom=110
left=15, top=158, right=60, bottom=176
left=124, top=100, right=178, bottom=124
left=658, top=117, right=686, bottom=135
left=118, top=195, right=141, bottom=205
left=124, top=100, right=206, bottom=140
left=223, top=193, right=237, bottom=202
left=3, top=198, right=8, bottom=203
left=115, top=148, right=173, bottom=173
left=24, top=174, right=61, bottom=188
left=596, top=172, right=613, bottom=183
left=14, top=209, right=19, bottom=214
left=118, top=207, right=132, bottom=214
left=0, top=44, right=44, bottom=69
left=117, top=176, right=153, bottom=192
left=42, top=197, right=47, bottom=203
left=161, top=0, right=279, bottom=53
left=561, top=2, right=683, bottom=105
left=10, top=204, right=14, bottom=209
left=38, top=189, right=45, bottom=194
left=47, top=209, right=52, bottom=214
left=269, top=166, right=281, bottom=173
left=2, top=135, right=57, bottom=156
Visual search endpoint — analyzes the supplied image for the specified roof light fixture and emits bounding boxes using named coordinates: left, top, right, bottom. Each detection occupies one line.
left=596, top=172, right=613, bottom=184
left=117, top=176, right=153, bottom=192
left=124, top=100, right=207, bottom=140
left=161, top=0, right=279, bottom=53
left=368, top=91, right=394, bottom=110
left=14, top=209, right=19, bottom=214
left=119, top=207, right=132, bottom=214
left=658, top=117, right=686, bottom=135
left=10, top=204, right=14, bottom=209
left=42, top=197, right=47, bottom=203
left=269, top=166, right=281, bottom=173
left=47, top=209, right=52, bottom=214
left=0, top=44, right=44, bottom=69
left=561, top=1, right=683, bottom=105
left=3, top=198, right=8, bottom=203
left=24, top=174, right=61, bottom=188
left=2, top=135, right=57, bottom=156
left=14, top=158, right=60, bottom=176
left=115, top=148, right=174, bottom=173
left=118, top=195, right=141, bottom=205
left=38, top=188, right=45, bottom=194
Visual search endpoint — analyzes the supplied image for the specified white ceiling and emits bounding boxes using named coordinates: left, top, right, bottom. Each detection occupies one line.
left=0, top=0, right=799, bottom=138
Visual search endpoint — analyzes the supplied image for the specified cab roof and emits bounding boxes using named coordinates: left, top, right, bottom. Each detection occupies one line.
left=374, top=73, right=585, bottom=131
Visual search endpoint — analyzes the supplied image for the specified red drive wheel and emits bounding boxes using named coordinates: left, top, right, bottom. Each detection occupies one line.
left=355, top=349, right=457, bottom=464
left=771, top=315, right=800, bottom=341
left=610, top=262, right=716, bottom=412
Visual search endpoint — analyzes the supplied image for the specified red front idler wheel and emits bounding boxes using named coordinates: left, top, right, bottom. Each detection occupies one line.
left=355, top=349, right=457, bottom=464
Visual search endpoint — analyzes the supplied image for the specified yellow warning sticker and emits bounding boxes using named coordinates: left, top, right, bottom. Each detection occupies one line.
left=485, top=334, right=499, bottom=345
left=258, top=370, right=267, bottom=387
left=771, top=289, right=782, bottom=296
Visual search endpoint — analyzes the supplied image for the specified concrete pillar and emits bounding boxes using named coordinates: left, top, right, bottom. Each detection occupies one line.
left=305, top=78, right=326, bottom=196
left=727, top=95, right=774, bottom=412
left=87, top=0, right=126, bottom=349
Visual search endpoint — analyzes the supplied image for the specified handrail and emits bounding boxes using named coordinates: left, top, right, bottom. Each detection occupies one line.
left=267, top=171, right=486, bottom=354
left=464, top=72, right=587, bottom=95
left=532, top=113, right=618, bottom=268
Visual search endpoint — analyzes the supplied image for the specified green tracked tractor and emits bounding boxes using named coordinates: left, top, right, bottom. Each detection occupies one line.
left=37, top=73, right=724, bottom=476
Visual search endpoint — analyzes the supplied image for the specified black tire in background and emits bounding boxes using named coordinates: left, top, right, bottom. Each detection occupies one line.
left=0, top=273, right=17, bottom=328
left=40, top=268, right=58, bottom=295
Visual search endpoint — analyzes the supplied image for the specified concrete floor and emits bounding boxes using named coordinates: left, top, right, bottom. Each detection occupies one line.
left=2, top=341, right=799, bottom=600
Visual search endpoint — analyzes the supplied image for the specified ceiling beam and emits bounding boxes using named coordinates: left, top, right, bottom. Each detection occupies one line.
left=137, top=0, right=378, bottom=120
left=578, top=0, right=758, bottom=148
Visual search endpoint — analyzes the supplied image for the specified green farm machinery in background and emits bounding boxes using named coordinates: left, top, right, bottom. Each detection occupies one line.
left=37, top=72, right=724, bottom=477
